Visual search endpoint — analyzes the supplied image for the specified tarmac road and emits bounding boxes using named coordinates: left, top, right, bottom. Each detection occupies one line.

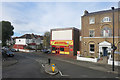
left=2, top=52, right=61, bottom=78
left=2, top=52, right=119, bottom=79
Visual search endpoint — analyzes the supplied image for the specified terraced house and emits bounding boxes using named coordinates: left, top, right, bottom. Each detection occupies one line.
left=81, top=8, right=120, bottom=63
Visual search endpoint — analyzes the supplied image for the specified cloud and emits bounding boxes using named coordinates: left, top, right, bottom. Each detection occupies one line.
left=1, top=2, right=118, bottom=37
left=1, top=0, right=120, bottom=2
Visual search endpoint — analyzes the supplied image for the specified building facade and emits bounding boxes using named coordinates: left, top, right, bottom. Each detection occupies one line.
left=81, top=8, right=120, bottom=61
left=50, top=27, right=79, bottom=56
left=13, top=34, right=43, bottom=50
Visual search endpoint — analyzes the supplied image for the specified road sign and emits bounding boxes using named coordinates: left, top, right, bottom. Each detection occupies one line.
left=77, top=51, right=80, bottom=56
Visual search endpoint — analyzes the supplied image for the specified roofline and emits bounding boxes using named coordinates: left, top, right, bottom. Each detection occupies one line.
left=51, top=27, right=79, bottom=31
left=82, top=8, right=120, bottom=17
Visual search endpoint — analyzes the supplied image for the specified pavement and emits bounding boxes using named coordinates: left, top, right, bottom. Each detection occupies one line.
left=36, top=52, right=120, bottom=75
left=2, top=57, right=18, bottom=67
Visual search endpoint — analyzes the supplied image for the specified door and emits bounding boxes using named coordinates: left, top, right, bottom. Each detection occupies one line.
left=55, top=47, right=60, bottom=54
left=102, top=47, right=108, bottom=56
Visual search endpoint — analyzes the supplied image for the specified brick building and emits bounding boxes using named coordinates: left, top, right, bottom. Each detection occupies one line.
left=81, top=8, right=120, bottom=61
left=50, top=27, right=79, bottom=56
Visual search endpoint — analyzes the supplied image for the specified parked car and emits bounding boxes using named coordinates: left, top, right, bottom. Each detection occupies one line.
left=47, top=49, right=51, bottom=54
left=11, top=49, right=16, bottom=52
left=1, top=49, right=8, bottom=58
left=6, top=51, right=14, bottom=57
left=41, top=49, right=49, bottom=53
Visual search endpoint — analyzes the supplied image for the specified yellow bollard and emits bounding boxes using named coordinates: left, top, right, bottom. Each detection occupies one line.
left=51, top=64, right=55, bottom=72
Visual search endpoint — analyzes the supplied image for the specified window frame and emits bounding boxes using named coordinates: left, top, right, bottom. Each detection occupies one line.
left=102, top=17, right=111, bottom=23
left=101, top=27, right=112, bottom=37
left=89, top=30, right=95, bottom=37
left=89, top=17, right=95, bottom=24
left=60, top=48, right=64, bottom=51
left=89, top=44, right=95, bottom=53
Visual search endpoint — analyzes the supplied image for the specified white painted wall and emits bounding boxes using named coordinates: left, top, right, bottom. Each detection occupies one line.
left=36, top=38, right=41, bottom=45
left=15, top=38, right=27, bottom=45
left=15, top=38, right=42, bottom=45
left=52, top=30, right=72, bottom=40
left=77, top=56, right=98, bottom=62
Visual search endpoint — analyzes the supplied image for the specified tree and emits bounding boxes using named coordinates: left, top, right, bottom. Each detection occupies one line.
left=43, top=32, right=50, bottom=49
left=0, top=21, right=14, bottom=46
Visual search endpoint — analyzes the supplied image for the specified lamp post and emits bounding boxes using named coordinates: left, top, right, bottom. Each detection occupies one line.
left=112, top=7, right=115, bottom=71
left=111, top=7, right=117, bottom=71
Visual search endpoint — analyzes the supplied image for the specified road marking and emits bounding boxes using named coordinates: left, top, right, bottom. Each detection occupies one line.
left=42, top=64, right=45, bottom=67
left=59, top=71, right=69, bottom=76
left=115, top=77, right=119, bottom=78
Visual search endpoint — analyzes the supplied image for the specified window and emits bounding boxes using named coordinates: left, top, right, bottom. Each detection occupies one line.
left=52, top=47, right=55, bottom=50
left=89, top=44, right=95, bottom=53
left=80, top=36, right=82, bottom=41
left=64, top=47, right=69, bottom=52
left=60, top=48, right=64, bottom=51
left=89, top=30, right=95, bottom=37
left=101, top=27, right=112, bottom=37
left=89, top=17, right=95, bottom=24
left=102, top=17, right=111, bottom=22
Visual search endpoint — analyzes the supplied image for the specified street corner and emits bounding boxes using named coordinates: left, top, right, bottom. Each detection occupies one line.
left=42, top=63, right=59, bottom=75
left=2, top=57, right=18, bottom=67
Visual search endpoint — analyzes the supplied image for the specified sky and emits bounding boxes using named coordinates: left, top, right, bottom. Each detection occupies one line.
left=1, top=1, right=119, bottom=37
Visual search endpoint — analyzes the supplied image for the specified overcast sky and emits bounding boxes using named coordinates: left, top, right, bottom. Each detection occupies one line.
left=1, top=1, right=119, bottom=37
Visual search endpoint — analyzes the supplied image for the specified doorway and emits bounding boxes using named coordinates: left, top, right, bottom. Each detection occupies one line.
left=102, top=47, right=108, bottom=56
left=55, top=47, right=60, bottom=54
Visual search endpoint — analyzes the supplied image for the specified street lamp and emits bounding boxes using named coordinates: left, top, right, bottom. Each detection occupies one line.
left=111, top=7, right=117, bottom=71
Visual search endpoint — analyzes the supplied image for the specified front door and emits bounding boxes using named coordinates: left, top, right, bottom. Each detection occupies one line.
left=102, top=47, right=108, bottom=56
left=55, top=48, right=60, bottom=54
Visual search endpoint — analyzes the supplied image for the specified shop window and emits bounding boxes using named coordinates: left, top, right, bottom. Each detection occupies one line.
left=89, top=30, right=95, bottom=37
left=60, top=48, right=64, bottom=51
left=89, top=44, right=95, bottom=53
left=102, top=17, right=111, bottom=22
left=52, top=47, right=55, bottom=50
left=65, top=47, right=69, bottom=52
left=89, top=17, right=95, bottom=24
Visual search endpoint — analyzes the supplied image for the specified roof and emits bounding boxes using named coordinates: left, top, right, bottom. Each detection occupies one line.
left=51, top=27, right=80, bottom=31
left=15, top=34, right=43, bottom=39
left=82, top=8, right=120, bottom=17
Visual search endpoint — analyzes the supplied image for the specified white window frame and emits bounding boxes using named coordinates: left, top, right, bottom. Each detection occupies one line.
left=89, top=44, right=95, bottom=53
left=89, top=30, right=95, bottom=37
left=89, top=17, right=95, bottom=24
left=102, top=17, right=111, bottom=22
left=80, top=36, right=82, bottom=41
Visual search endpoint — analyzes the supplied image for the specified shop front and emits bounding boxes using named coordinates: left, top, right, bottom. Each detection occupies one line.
left=50, top=40, right=73, bottom=55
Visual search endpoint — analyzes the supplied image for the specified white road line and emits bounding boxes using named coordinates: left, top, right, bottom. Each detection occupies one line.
left=42, top=64, right=45, bottom=67
left=59, top=71, right=69, bottom=76
left=115, top=77, right=119, bottom=78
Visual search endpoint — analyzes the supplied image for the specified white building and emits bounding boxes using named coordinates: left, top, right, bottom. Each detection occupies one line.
left=13, top=34, right=43, bottom=50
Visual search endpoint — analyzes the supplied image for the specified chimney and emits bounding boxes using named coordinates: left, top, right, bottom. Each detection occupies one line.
left=84, top=10, right=89, bottom=15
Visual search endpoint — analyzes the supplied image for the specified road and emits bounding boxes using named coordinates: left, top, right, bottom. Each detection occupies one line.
left=2, top=52, right=119, bottom=78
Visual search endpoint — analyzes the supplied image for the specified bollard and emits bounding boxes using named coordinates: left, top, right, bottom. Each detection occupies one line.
left=48, top=58, right=51, bottom=65
left=51, top=64, right=55, bottom=73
